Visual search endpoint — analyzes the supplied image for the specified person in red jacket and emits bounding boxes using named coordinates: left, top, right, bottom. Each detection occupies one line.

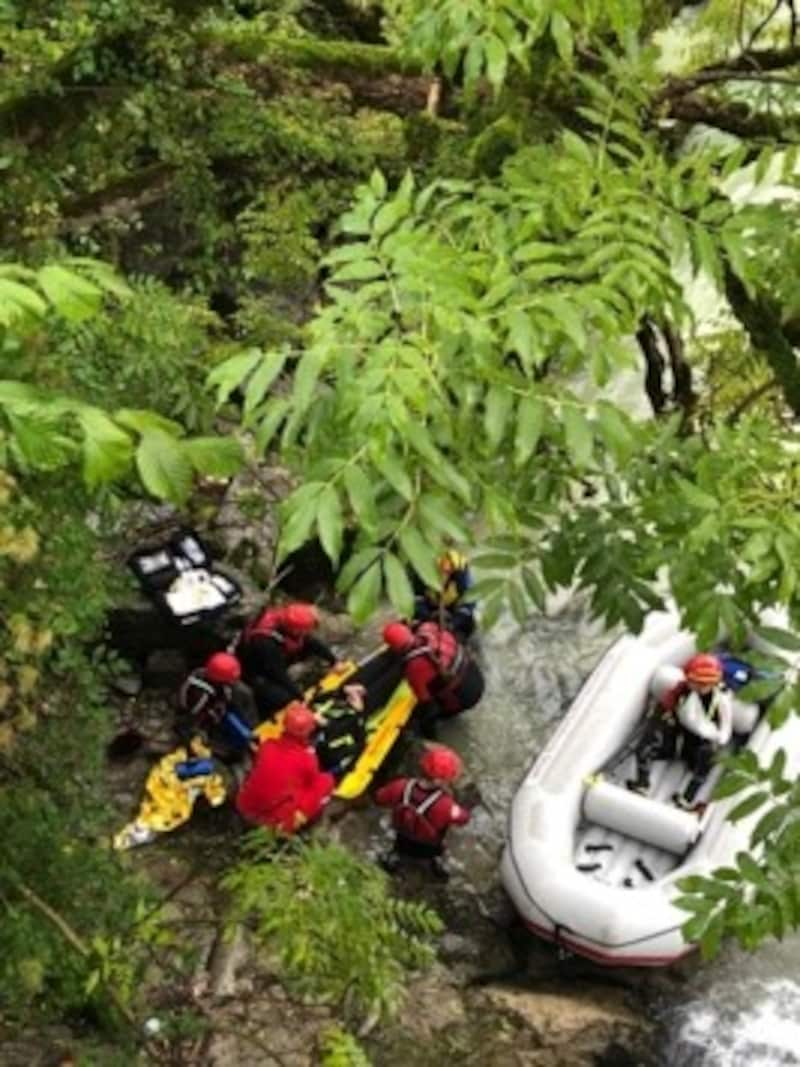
left=236, top=702, right=335, bottom=834
left=237, top=602, right=337, bottom=718
left=374, top=745, right=471, bottom=880
left=382, top=620, right=485, bottom=738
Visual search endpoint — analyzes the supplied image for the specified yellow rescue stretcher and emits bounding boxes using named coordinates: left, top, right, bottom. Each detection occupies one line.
left=255, top=657, right=417, bottom=800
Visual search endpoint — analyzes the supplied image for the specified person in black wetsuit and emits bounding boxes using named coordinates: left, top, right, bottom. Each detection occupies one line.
left=236, top=602, right=337, bottom=719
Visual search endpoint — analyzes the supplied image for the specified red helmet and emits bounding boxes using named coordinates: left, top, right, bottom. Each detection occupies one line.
left=684, top=653, right=722, bottom=687
left=283, top=702, right=318, bottom=740
left=420, top=745, right=463, bottom=783
left=280, top=602, right=319, bottom=635
left=205, top=652, right=241, bottom=685
left=383, top=621, right=414, bottom=652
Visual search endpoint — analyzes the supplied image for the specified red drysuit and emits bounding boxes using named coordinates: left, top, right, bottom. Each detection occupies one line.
left=236, top=734, right=334, bottom=834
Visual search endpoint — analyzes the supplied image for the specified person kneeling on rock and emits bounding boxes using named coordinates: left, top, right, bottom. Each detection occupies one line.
left=236, top=702, right=335, bottom=834
left=382, top=620, right=485, bottom=739
left=374, top=745, right=470, bottom=881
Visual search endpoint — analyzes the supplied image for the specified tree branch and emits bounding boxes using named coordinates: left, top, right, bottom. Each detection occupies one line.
left=14, top=881, right=138, bottom=1027
left=725, top=267, right=800, bottom=415
left=637, top=316, right=667, bottom=415
left=657, top=45, right=800, bottom=103
left=666, top=94, right=792, bottom=139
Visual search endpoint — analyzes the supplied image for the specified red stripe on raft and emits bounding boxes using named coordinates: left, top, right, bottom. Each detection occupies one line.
left=521, top=917, right=696, bottom=968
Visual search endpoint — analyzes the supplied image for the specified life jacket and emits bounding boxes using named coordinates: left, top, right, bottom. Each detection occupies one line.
left=407, top=622, right=466, bottom=684
left=392, top=780, right=445, bottom=844
left=240, top=608, right=305, bottom=658
left=178, top=672, right=227, bottom=726
left=663, top=683, right=725, bottom=725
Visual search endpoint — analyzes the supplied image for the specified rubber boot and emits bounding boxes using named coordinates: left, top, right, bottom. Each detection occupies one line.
left=626, top=776, right=649, bottom=796
left=673, top=775, right=702, bottom=810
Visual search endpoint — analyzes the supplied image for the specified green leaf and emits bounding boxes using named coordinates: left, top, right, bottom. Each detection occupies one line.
left=750, top=803, right=788, bottom=845
left=346, top=561, right=382, bottom=624
left=699, top=912, right=724, bottom=961
left=243, top=350, right=288, bottom=420
left=550, top=12, right=574, bottom=64
left=473, top=551, right=518, bottom=569
left=37, top=264, right=102, bottom=322
left=484, top=34, right=508, bottom=93
left=562, top=405, right=593, bottom=467
left=383, top=551, right=414, bottom=617
left=0, top=278, right=48, bottom=324
left=398, top=526, right=440, bottom=588
left=317, top=486, right=344, bottom=566
left=337, top=547, right=381, bottom=594
left=676, top=478, right=717, bottom=511
left=418, top=493, right=471, bottom=543
left=278, top=486, right=322, bottom=561
left=370, top=169, right=387, bottom=198
left=509, top=580, right=528, bottom=625
left=507, top=309, right=538, bottom=371
left=484, top=386, right=514, bottom=450
left=514, top=395, right=546, bottom=467
left=135, top=430, right=194, bottom=504
left=738, top=676, right=785, bottom=703
left=754, top=626, right=800, bottom=652
left=372, top=448, right=414, bottom=501
left=207, top=349, right=263, bottom=405
left=343, top=464, right=378, bottom=533
left=291, top=347, right=326, bottom=415
left=76, top=408, right=134, bottom=488
left=728, top=791, right=770, bottom=823
left=114, top=408, right=183, bottom=437
left=183, top=436, right=244, bottom=477
left=522, top=565, right=546, bottom=611
left=330, top=259, right=385, bottom=283
left=373, top=195, right=410, bottom=239
left=736, top=850, right=767, bottom=886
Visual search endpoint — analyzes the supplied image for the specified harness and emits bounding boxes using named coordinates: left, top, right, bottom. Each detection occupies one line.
left=180, top=674, right=225, bottom=724
left=405, top=624, right=467, bottom=686
left=394, top=780, right=444, bottom=841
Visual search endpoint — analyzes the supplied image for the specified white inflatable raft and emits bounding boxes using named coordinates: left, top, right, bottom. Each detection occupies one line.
left=501, top=608, right=800, bottom=966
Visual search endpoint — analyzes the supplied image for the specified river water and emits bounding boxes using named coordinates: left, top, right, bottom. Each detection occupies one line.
left=442, top=598, right=800, bottom=1067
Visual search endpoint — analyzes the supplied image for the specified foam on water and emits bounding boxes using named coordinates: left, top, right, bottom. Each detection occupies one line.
left=664, top=978, right=800, bottom=1066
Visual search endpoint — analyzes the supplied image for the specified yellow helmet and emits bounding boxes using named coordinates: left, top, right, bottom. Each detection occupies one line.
left=439, top=549, right=468, bottom=576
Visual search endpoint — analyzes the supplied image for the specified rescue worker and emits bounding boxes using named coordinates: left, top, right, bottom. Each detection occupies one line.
left=236, top=602, right=337, bottom=718
left=627, top=653, right=733, bottom=810
left=374, top=745, right=471, bottom=880
left=382, top=620, right=485, bottom=738
left=413, top=549, right=477, bottom=639
left=175, top=651, right=256, bottom=761
left=236, top=702, right=335, bottom=833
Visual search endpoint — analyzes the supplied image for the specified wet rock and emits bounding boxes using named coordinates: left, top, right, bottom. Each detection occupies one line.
left=478, top=982, right=648, bottom=1066
left=143, top=648, right=190, bottom=689
left=212, top=465, right=287, bottom=586
left=110, top=671, right=143, bottom=697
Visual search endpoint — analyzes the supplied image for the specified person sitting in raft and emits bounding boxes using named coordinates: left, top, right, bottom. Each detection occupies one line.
left=412, top=549, right=477, bottom=639
left=382, top=620, right=485, bottom=739
left=627, top=653, right=733, bottom=810
left=374, top=745, right=471, bottom=881
left=236, top=702, right=335, bottom=833
left=175, top=651, right=257, bottom=761
left=236, top=602, right=337, bottom=719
